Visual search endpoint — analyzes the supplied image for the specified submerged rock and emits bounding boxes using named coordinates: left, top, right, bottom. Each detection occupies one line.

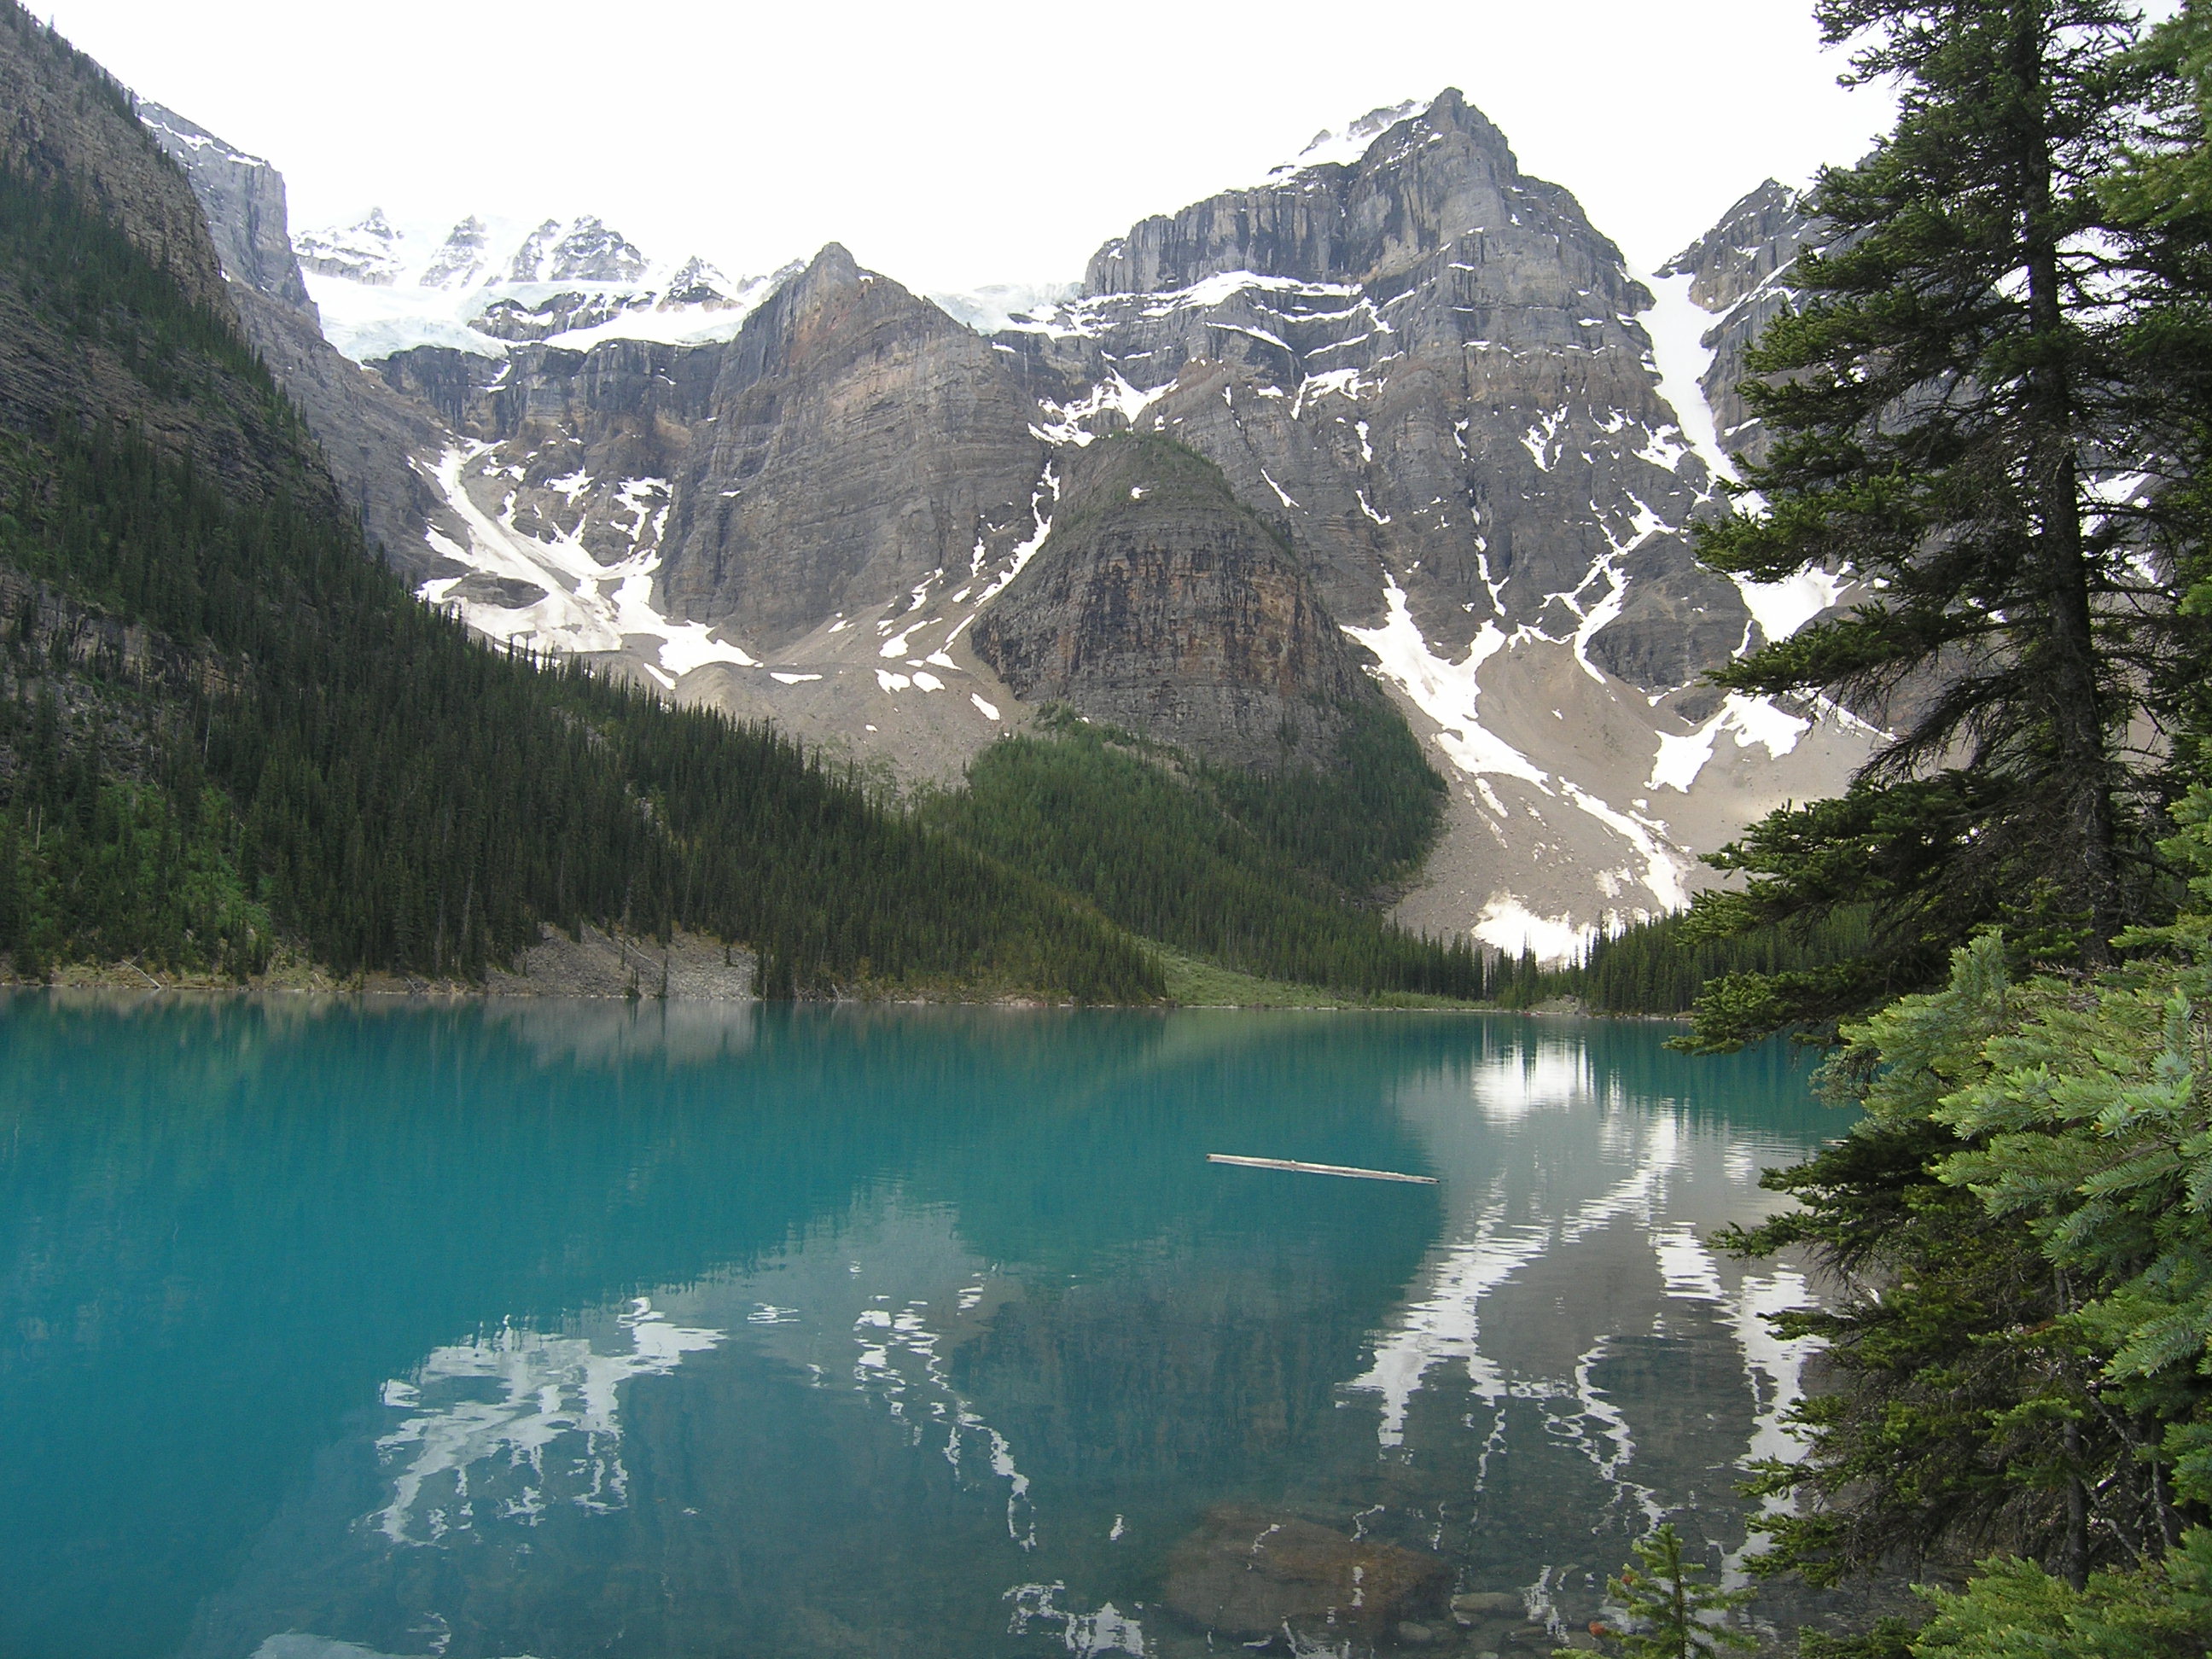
left=1162, top=1505, right=1447, bottom=1638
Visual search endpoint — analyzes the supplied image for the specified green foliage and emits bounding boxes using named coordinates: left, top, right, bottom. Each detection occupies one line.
left=1911, top=1528, right=2212, bottom=1658
left=923, top=718, right=1477, bottom=1000
left=1204, top=690, right=1446, bottom=896
left=1685, top=0, right=2211, bottom=1046
left=1800, top=1621, right=1924, bottom=1659
left=1726, top=793, right=2212, bottom=1589
left=1494, top=905, right=1876, bottom=1019
left=1558, top=1524, right=1755, bottom=1659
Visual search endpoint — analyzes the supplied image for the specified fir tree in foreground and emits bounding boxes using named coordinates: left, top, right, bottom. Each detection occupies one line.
left=1681, top=0, right=2211, bottom=1051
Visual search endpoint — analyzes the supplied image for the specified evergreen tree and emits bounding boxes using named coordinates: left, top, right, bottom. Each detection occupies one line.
left=1559, top=1524, right=1755, bottom=1659
left=1685, top=0, right=2209, bottom=1050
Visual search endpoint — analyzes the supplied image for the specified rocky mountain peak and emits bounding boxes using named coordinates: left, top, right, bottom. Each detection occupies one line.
left=420, top=216, right=491, bottom=289
left=803, top=241, right=863, bottom=285
left=1657, top=178, right=1818, bottom=465
left=661, top=255, right=735, bottom=307
left=1080, top=87, right=1554, bottom=299
left=541, top=215, right=649, bottom=284
left=1658, top=179, right=1803, bottom=313
left=296, top=207, right=402, bottom=286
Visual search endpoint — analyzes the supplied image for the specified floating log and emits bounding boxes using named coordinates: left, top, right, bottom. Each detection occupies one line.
left=1206, top=1154, right=1438, bottom=1185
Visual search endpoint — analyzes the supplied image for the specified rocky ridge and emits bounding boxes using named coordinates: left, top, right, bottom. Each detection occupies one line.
left=1655, top=178, right=1819, bottom=467
left=149, top=88, right=1868, bottom=958
left=287, top=207, right=802, bottom=363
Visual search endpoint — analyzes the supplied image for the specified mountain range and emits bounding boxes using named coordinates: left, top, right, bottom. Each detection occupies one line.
left=142, top=84, right=1862, bottom=961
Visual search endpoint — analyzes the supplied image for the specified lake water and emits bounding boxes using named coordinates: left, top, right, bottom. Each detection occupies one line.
left=0, top=995, right=1848, bottom=1659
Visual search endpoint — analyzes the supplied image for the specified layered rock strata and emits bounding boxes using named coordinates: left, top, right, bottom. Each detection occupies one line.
left=973, top=434, right=1380, bottom=772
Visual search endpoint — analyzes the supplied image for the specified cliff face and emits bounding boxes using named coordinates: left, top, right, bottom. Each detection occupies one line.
left=135, top=101, right=312, bottom=312
left=974, top=434, right=1377, bottom=773
left=657, top=245, right=1049, bottom=648
left=132, top=96, right=449, bottom=566
left=0, top=9, right=230, bottom=320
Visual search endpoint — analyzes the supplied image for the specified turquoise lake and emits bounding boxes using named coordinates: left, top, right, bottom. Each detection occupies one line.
left=0, top=995, right=1850, bottom=1659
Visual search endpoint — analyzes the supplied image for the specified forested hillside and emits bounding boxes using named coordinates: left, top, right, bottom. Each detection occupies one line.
left=0, top=8, right=1156, bottom=1001
left=922, top=713, right=1481, bottom=1001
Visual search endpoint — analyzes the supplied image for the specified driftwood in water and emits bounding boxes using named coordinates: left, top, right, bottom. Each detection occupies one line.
left=1206, top=1154, right=1437, bottom=1185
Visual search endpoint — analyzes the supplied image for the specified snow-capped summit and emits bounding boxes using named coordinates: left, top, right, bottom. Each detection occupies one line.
left=419, top=217, right=492, bottom=290
left=288, top=211, right=797, bottom=363
left=503, top=216, right=650, bottom=286
left=661, top=257, right=746, bottom=310
left=1266, top=98, right=1425, bottom=179
left=295, top=207, right=404, bottom=286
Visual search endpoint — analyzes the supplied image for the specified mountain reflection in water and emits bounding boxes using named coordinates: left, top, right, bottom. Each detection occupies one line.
left=0, top=994, right=1845, bottom=1659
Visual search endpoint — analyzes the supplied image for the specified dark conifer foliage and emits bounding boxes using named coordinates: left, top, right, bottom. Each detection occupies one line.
left=1490, top=905, right=1876, bottom=1015
left=1687, top=0, right=2212, bottom=1045
left=923, top=716, right=1481, bottom=999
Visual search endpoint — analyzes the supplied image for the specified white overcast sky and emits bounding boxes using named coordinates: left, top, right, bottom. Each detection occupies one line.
left=41, top=0, right=1898, bottom=294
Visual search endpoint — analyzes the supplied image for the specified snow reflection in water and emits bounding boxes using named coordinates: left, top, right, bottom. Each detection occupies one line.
left=371, top=1298, right=723, bottom=1545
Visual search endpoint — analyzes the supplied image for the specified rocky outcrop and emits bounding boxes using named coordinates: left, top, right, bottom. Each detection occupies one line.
left=1656, top=178, right=1816, bottom=467
left=654, top=244, right=1049, bottom=647
left=973, top=434, right=1378, bottom=772
left=0, top=4, right=232, bottom=320
left=136, top=101, right=313, bottom=312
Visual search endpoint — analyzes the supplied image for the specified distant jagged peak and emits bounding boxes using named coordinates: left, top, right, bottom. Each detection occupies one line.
left=419, top=215, right=491, bottom=290
left=295, top=207, right=404, bottom=287
left=1273, top=96, right=1426, bottom=176
left=504, top=218, right=562, bottom=284
left=1658, top=178, right=1813, bottom=316
left=549, top=215, right=649, bottom=284
left=652, top=254, right=733, bottom=308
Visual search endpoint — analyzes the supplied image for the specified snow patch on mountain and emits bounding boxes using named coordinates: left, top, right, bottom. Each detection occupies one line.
left=416, top=445, right=756, bottom=679
left=1345, top=575, right=1545, bottom=787
left=1635, top=270, right=1731, bottom=487
left=1648, top=695, right=1812, bottom=794
left=1267, top=98, right=1426, bottom=179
